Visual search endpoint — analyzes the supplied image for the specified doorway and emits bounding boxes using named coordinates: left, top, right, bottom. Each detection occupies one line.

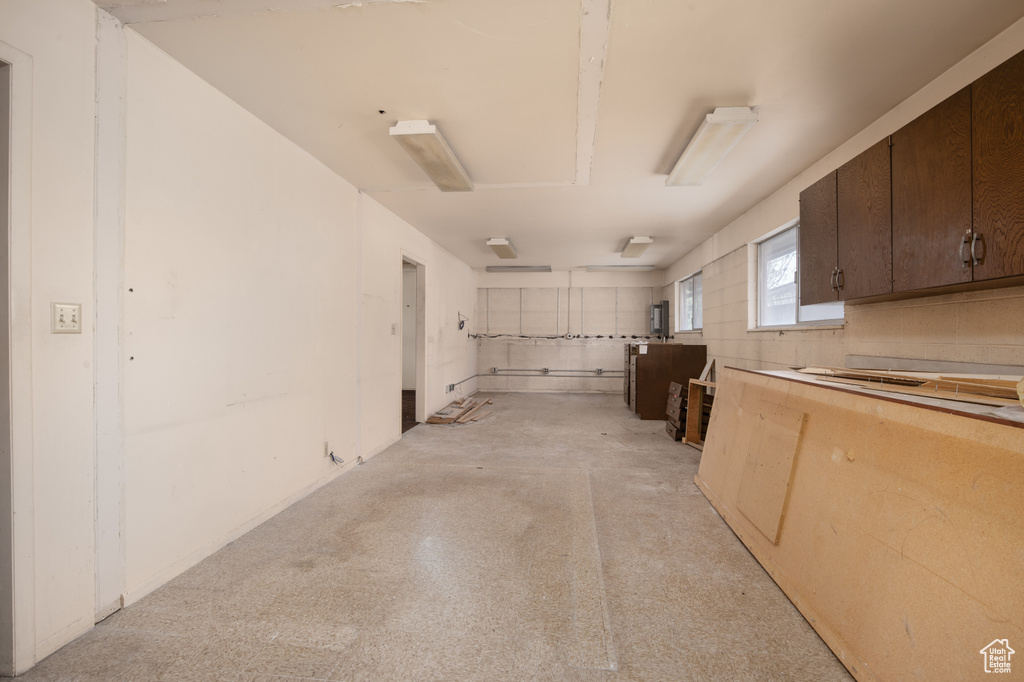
left=401, top=257, right=426, bottom=431
left=401, top=260, right=418, bottom=432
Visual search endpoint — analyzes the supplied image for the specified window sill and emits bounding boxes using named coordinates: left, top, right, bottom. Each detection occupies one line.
left=672, top=329, right=704, bottom=336
left=749, top=323, right=844, bottom=333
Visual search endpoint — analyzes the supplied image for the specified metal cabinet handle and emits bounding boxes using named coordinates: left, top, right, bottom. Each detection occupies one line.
left=836, top=269, right=844, bottom=289
left=960, top=230, right=971, bottom=266
left=971, top=232, right=982, bottom=266
left=830, top=268, right=837, bottom=291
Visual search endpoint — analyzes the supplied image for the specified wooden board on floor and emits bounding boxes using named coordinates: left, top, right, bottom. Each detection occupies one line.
left=695, top=367, right=1024, bottom=682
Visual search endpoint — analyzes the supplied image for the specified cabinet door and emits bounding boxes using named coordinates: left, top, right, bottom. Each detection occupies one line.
left=837, top=138, right=892, bottom=300
left=892, top=87, right=972, bottom=291
left=799, top=171, right=839, bottom=305
left=973, top=49, right=1024, bottom=281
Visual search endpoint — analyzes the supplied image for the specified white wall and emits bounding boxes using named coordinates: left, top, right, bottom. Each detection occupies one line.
left=0, top=0, right=98, bottom=670
left=359, top=198, right=478, bottom=453
left=122, top=29, right=364, bottom=600
left=122, top=28, right=479, bottom=601
left=475, top=271, right=666, bottom=393
left=0, top=3, right=480, bottom=671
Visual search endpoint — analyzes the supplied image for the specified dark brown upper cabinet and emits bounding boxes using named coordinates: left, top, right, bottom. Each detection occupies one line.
left=798, top=171, right=839, bottom=305
left=799, top=140, right=892, bottom=304
left=973, top=49, right=1024, bottom=281
left=836, top=138, right=893, bottom=300
left=892, top=87, right=973, bottom=291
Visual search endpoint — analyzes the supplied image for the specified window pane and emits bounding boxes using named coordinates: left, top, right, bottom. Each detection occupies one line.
left=692, top=272, right=703, bottom=330
left=679, top=278, right=694, bottom=330
left=798, top=299, right=844, bottom=322
left=759, top=229, right=797, bottom=326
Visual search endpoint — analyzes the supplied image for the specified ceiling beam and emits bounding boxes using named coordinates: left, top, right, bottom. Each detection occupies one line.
left=574, top=0, right=612, bottom=186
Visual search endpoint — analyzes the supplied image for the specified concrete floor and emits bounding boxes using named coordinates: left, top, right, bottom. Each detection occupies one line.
left=17, top=392, right=852, bottom=681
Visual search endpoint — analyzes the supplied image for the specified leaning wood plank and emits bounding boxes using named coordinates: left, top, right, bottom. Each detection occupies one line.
left=425, top=416, right=456, bottom=425
left=802, top=366, right=1019, bottom=400
left=470, top=411, right=492, bottom=422
left=698, top=358, right=715, bottom=382
left=938, top=375, right=1020, bottom=388
left=695, top=368, right=1024, bottom=682
left=815, top=375, right=1019, bottom=407
left=456, top=399, right=493, bottom=424
left=684, top=380, right=710, bottom=445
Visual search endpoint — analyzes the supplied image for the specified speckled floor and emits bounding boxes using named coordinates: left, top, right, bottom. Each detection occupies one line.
left=17, top=392, right=852, bottom=681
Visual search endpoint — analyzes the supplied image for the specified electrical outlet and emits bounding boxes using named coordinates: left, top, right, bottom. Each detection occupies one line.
left=446, top=384, right=455, bottom=393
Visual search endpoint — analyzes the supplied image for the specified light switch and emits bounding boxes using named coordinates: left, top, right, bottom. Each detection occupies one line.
left=51, top=303, right=82, bottom=334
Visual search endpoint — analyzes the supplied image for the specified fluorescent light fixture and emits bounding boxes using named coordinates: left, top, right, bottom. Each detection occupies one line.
left=585, top=265, right=657, bottom=272
left=485, top=265, right=552, bottom=273
left=390, top=120, right=474, bottom=192
left=486, top=238, right=518, bottom=259
left=667, top=106, right=758, bottom=186
left=621, top=236, right=653, bottom=258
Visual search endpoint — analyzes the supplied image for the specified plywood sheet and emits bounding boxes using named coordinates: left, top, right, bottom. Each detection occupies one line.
left=736, top=402, right=805, bottom=544
left=695, top=367, right=1024, bottom=682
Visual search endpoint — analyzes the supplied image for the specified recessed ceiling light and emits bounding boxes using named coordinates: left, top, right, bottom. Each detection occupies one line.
left=390, top=120, right=473, bottom=192
left=667, top=107, right=758, bottom=186
left=486, top=238, right=518, bottom=259
left=585, top=265, right=657, bottom=272
left=485, top=265, right=552, bottom=273
left=621, top=236, right=653, bottom=258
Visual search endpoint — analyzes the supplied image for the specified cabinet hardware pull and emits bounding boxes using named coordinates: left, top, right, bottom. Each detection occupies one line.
left=970, top=232, right=982, bottom=266
left=960, top=231, right=971, bottom=266
left=830, top=268, right=836, bottom=291
left=837, top=269, right=845, bottom=289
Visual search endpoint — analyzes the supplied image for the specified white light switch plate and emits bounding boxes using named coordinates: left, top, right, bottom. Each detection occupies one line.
left=51, top=303, right=82, bottom=334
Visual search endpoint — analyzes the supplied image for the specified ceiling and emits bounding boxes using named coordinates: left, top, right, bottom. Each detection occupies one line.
left=95, top=0, right=1024, bottom=271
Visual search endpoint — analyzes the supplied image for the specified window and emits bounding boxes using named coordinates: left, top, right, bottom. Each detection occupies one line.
left=757, top=226, right=843, bottom=327
left=676, top=272, right=702, bottom=331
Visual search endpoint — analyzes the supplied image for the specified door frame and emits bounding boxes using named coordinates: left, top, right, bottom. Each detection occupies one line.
left=400, top=252, right=426, bottom=424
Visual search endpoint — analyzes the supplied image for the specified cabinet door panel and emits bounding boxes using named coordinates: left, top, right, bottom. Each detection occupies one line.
left=837, top=138, right=892, bottom=300
left=799, top=171, right=838, bottom=305
left=973, top=49, right=1024, bottom=281
left=892, top=87, right=972, bottom=291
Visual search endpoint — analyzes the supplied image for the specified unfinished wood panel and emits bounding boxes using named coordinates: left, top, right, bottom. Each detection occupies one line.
left=837, top=138, right=892, bottom=300
left=736, top=402, right=805, bottom=545
left=973, top=48, right=1024, bottom=281
left=695, top=368, right=1024, bottom=682
left=798, top=171, right=839, bottom=305
left=892, top=86, right=973, bottom=291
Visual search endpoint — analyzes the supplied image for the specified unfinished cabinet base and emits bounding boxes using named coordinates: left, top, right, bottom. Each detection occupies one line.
left=695, top=367, right=1023, bottom=682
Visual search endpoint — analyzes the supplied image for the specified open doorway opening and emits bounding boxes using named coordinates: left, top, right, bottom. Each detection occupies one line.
left=0, top=59, right=13, bottom=673
left=401, top=260, right=419, bottom=432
